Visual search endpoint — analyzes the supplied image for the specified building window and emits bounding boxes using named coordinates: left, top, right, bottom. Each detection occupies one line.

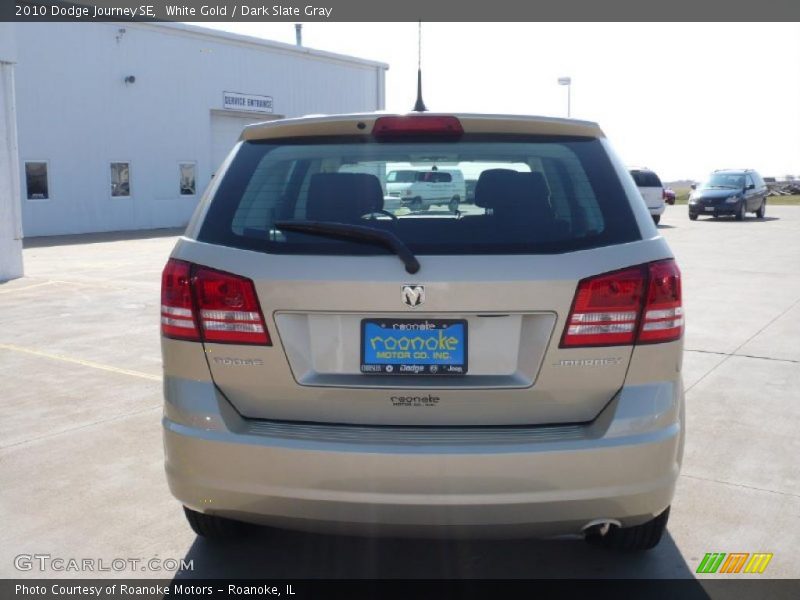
left=179, top=162, right=196, bottom=196
left=25, top=162, right=49, bottom=200
left=111, top=162, right=131, bottom=197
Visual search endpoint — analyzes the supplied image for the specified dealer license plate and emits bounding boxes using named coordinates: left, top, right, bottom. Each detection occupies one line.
left=360, top=319, right=467, bottom=375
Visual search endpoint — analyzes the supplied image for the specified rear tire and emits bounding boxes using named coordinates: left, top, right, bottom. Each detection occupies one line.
left=410, top=197, right=423, bottom=211
left=183, top=506, right=245, bottom=540
left=586, top=507, right=671, bottom=552
left=756, top=199, right=766, bottom=219
left=449, top=195, right=460, bottom=213
left=652, top=214, right=661, bottom=225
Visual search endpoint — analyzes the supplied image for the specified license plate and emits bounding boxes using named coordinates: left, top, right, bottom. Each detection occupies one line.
left=704, top=207, right=715, bottom=212
left=360, top=319, right=468, bottom=375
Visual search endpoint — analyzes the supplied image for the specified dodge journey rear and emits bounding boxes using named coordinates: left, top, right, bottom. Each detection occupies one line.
left=161, top=113, right=684, bottom=551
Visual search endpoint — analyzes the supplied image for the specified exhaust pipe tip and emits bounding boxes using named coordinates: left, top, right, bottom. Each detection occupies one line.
left=581, top=519, right=622, bottom=537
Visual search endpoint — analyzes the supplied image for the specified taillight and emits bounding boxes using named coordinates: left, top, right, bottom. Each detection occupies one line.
left=373, top=115, right=464, bottom=138
left=638, top=260, right=683, bottom=344
left=161, top=259, right=200, bottom=341
left=160, top=259, right=271, bottom=346
left=560, top=259, right=683, bottom=347
left=561, top=265, right=646, bottom=347
left=662, top=189, right=666, bottom=200
left=193, top=265, right=271, bottom=345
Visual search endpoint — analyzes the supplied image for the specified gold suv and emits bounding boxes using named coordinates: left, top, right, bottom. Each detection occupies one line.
left=161, top=113, right=685, bottom=551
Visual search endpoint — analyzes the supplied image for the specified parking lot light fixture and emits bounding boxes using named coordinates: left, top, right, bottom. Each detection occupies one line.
left=558, top=76, right=572, bottom=117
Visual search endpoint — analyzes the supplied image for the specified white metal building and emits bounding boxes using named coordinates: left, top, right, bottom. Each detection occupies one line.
left=12, top=22, right=387, bottom=237
left=0, top=23, right=24, bottom=280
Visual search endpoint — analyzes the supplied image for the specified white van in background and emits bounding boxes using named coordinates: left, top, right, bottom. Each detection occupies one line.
left=386, top=168, right=467, bottom=212
left=629, top=167, right=666, bottom=225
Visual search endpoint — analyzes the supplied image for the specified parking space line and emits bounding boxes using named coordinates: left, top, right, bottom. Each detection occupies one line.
left=0, top=278, right=133, bottom=295
left=685, top=349, right=799, bottom=365
left=0, top=343, right=161, bottom=382
left=0, top=405, right=162, bottom=451
left=686, top=294, right=800, bottom=392
left=49, top=278, right=139, bottom=290
left=0, top=281, right=58, bottom=295
left=681, top=473, right=800, bottom=500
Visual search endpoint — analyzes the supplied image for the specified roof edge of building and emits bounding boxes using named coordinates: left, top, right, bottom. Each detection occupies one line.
left=129, top=22, right=389, bottom=70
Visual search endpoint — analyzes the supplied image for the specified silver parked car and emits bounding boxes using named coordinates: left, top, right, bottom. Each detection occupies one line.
left=161, top=113, right=685, bottom=551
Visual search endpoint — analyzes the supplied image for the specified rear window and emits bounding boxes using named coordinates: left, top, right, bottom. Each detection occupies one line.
left=631, top=171, right=662, bottom=187
left=630, top=170, right=663, bottom=188
left=198, top=135, right=640, bottom=255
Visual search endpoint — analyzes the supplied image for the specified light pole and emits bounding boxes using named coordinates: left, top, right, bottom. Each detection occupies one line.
left=557, top=76, right=572, bottom=118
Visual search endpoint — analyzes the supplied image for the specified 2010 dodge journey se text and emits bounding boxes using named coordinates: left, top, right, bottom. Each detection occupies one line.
left=161, top=112, right=684, bottom=552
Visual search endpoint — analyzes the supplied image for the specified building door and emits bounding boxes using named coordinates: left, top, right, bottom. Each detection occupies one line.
left=209, top=112, right=270, bottom=176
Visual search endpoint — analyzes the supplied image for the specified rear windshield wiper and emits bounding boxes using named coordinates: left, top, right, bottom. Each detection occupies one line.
left=275, top=220, right=421, bottom=274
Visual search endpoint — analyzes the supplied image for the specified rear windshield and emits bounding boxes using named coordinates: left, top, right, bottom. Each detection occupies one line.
left=630, top=170, right=663, bottom=188
left=198, top=135, right=640, bottom=255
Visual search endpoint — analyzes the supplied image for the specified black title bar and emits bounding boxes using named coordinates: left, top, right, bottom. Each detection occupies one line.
left=5, top=579, right=800, bottom=600
left=4, top=0, right=800, bottom=22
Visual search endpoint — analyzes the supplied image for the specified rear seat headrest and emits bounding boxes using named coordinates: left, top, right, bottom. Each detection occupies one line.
left=306, top=173, right=384, bottom=222
left=475, top=169, right=550, bottom=211
left=474, top=169, right=520, bottom=209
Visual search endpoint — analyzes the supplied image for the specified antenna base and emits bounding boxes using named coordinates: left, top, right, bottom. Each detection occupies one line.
left=412, top=68, right=427, bottom=113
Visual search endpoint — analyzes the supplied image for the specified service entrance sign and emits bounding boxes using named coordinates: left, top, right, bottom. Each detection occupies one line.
left=223, top=92, right=273, bottom=114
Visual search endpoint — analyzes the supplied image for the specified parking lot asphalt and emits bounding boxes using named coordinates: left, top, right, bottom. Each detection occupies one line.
left=1, top=207, right=799, bottom=580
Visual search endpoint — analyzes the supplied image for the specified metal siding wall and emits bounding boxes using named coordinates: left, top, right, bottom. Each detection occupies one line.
left=0, top=23, right=24, bottom=279
left=14, top=23, right=384, bottom=236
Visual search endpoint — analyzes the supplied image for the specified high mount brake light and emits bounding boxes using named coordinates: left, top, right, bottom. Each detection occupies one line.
left=160, top=259, right=271, bottom=346
left=372, top=116, right=464, bottom=138
left=560, top=259, right=683, bottom=348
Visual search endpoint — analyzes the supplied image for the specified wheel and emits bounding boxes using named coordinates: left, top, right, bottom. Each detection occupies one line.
left=735, top=202, right=746, bottom=221
left=652, top=214, right=661, bottom=225
left=449, top=195, right=460, bottom=213
left=183, top=506, right=245, bottom=540
left=689, top=213, right=698, bottom=221
left=410, top=197, right=423, bottom=211
left=586, top=507, right=670, bottom=552
left=756, top=199, right=766, bottom=219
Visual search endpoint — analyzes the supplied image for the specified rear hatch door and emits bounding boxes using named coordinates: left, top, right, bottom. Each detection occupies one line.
left=183, top=119, right=666, bottom=426
left=178, top=242, right=670, bottom=426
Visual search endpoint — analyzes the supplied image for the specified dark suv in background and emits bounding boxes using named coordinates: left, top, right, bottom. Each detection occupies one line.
left=689, top=169, right=768, bottom=221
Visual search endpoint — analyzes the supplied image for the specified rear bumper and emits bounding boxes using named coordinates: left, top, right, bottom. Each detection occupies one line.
left=648, top=204, right=666, bottom=216
left=163, top=378, right=684, bottom=538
